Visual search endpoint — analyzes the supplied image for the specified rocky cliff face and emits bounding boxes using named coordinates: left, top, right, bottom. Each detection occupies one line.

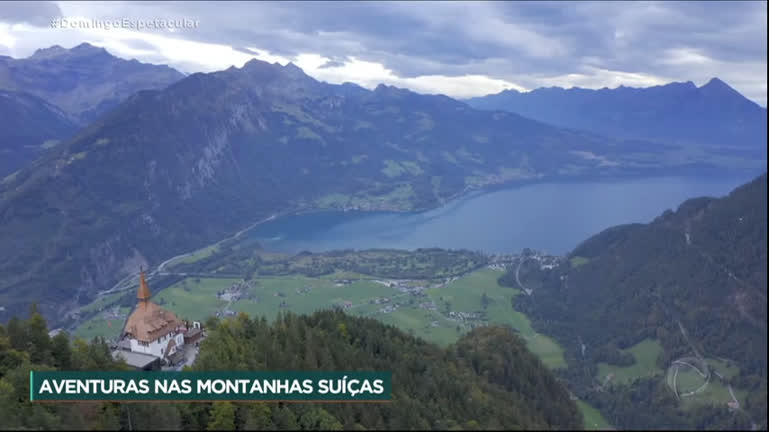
left=0, top=43, right=184, bottom=124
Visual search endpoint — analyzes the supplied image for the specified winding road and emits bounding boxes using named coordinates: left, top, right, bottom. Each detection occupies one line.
left=96, top=214, right=278, bottom=298
left=515, top=258, right=532, bottom=295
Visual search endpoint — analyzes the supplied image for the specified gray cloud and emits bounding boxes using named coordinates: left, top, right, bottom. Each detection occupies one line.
left=0, top=1, right=61, bottom=26
left=0, top=1, right=765, bottom=105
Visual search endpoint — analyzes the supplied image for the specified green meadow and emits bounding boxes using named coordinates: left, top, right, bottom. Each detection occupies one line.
left=152, top=277, right=238, bottom=321
left=173, top=244, right=220, bottom=266
left=570, top=256, right=590, bottom=268
left=424, top=268, right=566, bottom=368
left=72, top=306, right=130, bottom=341
left=75, top=290, right=127, bottom=315
left=576, top=399, right=613, bottom=430
left=597, top=338, right=664, bottom=385
left=73, top=267, right=566, bottom=369
left=70, top=261, right=604, bottom=425
left=708, top=358, right=741, bottom=380
left=679, top=379, right=747, bottom=408
left=671, top=357, right=746, bottom=409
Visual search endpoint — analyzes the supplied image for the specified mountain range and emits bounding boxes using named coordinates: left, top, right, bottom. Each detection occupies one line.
left=0, top=45, right=765, bottom=327
left=0, top=43, right=184, bottom=124
left=0, top=43, right=184, bottom=175
left=0, top=56, right=671, bottom=323
left=0, top=42, right=765, bottom=430
left=467, top=79, right=768, bottom=158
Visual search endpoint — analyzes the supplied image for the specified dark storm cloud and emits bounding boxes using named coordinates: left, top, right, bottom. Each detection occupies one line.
left=131, top=1, right=764, bottom=78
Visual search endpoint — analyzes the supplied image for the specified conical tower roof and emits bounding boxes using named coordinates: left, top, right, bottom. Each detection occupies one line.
left=137, top=269, right=151, bottom=302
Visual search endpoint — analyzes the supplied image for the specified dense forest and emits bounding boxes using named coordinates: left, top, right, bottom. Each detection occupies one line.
left=502, top=174, right=767, bottom=429
left=0, top=306, right=582, bottom=430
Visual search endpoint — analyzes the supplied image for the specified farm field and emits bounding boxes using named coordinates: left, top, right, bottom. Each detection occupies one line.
left=424, top=269, right=566, bottom=368
left=71, top=267, right=566, bottom=371
left=597, top=338, right=664, bottom=385
left=152, top=277, right=239, bottom=321
left=167, top=268, right=566, bottom=367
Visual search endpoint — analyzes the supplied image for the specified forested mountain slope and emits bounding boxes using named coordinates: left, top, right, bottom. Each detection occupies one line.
left=504, top=173, right=767, bottom=429
left=0, top=89, right=77, bottom=176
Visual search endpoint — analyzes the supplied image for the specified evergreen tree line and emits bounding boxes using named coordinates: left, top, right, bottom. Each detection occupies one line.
left=0, top=307, right=582, bottom=430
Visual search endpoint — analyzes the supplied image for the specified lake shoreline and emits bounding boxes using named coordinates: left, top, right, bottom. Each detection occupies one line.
left=242, top=165, right=765, bottom=241
left=242, top=169, right=761, bottom=256
left=140, top=164, right=764, bottom=289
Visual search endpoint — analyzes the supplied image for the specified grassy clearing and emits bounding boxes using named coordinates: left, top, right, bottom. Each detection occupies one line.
left=675, top=367, right=707, bottom=394
left=680, top=379, right=746, bottom=409
left=172, top=244, right=220, bottom=266
left=72, top=306, right=130, bottom=342
left=570, top=256, right=590, bottom=268
left=76, top=291, right=126, bottom=315
left=425, top=268, right=566, bottom=368
left=152, top=277, right=238, bottom=321
left=372, top=307, right=460, bottom=346
left=576, top=399, right=612, bottom=430
left=674, top=358, right=746, bottom=409
left=231, top=276, right=396, bottom=322
left=597, top=338, right=664, bottom=385
left=708, top=358, right=741, bottom=380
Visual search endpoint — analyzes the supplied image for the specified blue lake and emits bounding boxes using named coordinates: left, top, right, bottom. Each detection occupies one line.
left=248, top=175, right=760, bottom=255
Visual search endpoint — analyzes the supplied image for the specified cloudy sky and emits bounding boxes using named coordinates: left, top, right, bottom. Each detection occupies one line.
left=0, top=1, right=766, bottom=105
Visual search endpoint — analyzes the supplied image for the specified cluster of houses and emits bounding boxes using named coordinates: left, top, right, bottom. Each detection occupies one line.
left=487, top=250, right=564, bottom=271
left=368, top=297, right=391, bottom=305
left=418, top=301, right=437, bottom=311
left=379, top=304, right=398, bottom=314
left=217, top=281, right=254, bottom=302
left=446, top=310, right=479, bottom=323
left=295, top=286, right=313, bottom=295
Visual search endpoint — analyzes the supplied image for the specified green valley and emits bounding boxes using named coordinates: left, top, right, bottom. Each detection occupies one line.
left=69, top=247, right=609, bottom=428
left=71, top=251, right=564, bottom=366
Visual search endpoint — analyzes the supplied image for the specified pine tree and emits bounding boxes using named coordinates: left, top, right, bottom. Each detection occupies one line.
left=298, top=408, right=343, bottom=430
left=22, top=305, right=52, bottom=365
left=207, top=402, right=235, bottom=431
left=50, top=332, right=72, bottom=370
left=245, top=403, right=273, bottom=430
